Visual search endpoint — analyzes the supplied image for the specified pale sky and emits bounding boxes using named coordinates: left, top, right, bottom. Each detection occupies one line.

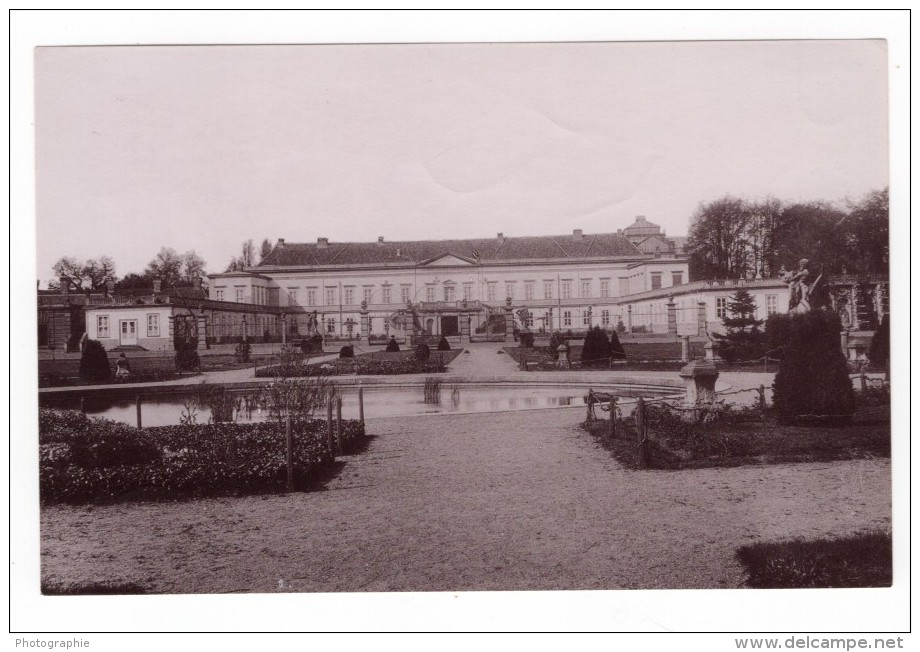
left=34, top=40, right=889, bottom=285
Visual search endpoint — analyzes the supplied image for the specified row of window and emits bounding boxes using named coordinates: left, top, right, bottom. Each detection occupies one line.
left=275, top=275, right=687, bottom=307
left=714, top=295, right=779, bottom=319
left=96, top=314, right=160, bottom=338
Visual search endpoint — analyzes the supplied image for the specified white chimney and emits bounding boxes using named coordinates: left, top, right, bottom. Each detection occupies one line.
left=317, top=237, right=329, bottom=249
left=277, top=238, right=285, bottom=247
left=573, top=229, right=583, bottom=240
left=377, top=236, right=385, bottom=245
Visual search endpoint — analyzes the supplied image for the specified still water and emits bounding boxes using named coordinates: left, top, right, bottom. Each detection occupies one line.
left=50, top=384, right=628, bottom=427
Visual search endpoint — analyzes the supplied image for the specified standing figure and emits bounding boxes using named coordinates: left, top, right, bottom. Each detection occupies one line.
left=115, top=353, right=131, bottom=382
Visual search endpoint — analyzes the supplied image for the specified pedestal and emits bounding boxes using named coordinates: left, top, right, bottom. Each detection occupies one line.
left=681, top=335, right=691, bottom=363
left=503, top=306, right=514, bottom=342
left=679, top=360, right=720, bottom=420
left=703, top=340, right=721, bottom=362
left=666, top=297, right=677, bottom=336
left=360, top=310, right=370, bottom=339
left=556, top=344, right=570, bottom=369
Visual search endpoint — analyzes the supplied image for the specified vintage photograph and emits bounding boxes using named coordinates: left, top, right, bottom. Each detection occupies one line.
left=25, top=29, right=898, bottom=630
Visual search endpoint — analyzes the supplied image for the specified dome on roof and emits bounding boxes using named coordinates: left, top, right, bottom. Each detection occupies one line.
left=622, top=215, right=662, bottom=236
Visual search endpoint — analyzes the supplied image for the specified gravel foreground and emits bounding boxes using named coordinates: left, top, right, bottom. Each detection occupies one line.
left=40, top=408, right=890, bottom=593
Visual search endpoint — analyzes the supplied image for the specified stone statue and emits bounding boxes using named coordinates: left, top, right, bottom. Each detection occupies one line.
left=782, top=259, right=827, bottom=313
left=516, top=307, right=531, bottom=331
left=306, top=310, right=319, bottom=335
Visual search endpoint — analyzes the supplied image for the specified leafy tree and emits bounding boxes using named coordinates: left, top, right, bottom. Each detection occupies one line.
left=712, top=288, right=766, bottom=363
left=687, top=196, right=752, bottom=280
left=773, top=202, right=849, bottom=275
left=845, top=187, right=888, bottom=274
left=226, top=239, right=257, bottom=272
left=259, top=238, right=273, bottom=263
left=52, top=256, right=116, bottom=291
left=144, top=248, right=206, bottom=288
left=114, top=272, right=153, bottom=291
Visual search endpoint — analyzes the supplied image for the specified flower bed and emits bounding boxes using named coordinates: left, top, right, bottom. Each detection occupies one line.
left=39, top=409, right=365, bottom=504
left=255, top=349, right=462, bottom=377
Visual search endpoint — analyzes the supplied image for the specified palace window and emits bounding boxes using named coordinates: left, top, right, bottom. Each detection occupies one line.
left=672, top=272, right=683, bottom=286
left=463, top=284, right=472, bottom=301
left=444, top=285, right=456, bottom=302
left=147, top=313, right=160, bottom=337
left=382, top=286, right=392, bottom=304
left=524, top=282, right=534, bottom=300
left=505, top=282, right=515, bottom=300
left=543, top=281, right=553, bottom=300
left=583, top=310, right=591, bottom=326
left=326, top=288, right=336, bottom=306
left=581, top=280, right=591, bottom=298
left=326, top=318, right=336, bottom=334
left=764, top=294, right=777, bottom=315
left=306, top=289, right=316, bottom=307
left=716, top=297, right=727, bottom=319
left=401, top=286, right=411, bottom=304
left=426, top=286, right=436, bottom=302
left=214, top=289, right=224, bottom=301
left=288, top=288, right=298, bottom=305
left=344, top=287, right=355, bottom=305
left=363, top=288, right=373, bottom=304
left=601, top=309, right=610, bottom=326
left=487, top=283, right=496, bottom=302
left=600, top=280, right=609, bottom=298
left=97, top=315, right=109, bottom=338
left=561, top=281, right=572, bottom=299
left=651, top=273, right=662, bottom=290
left=235, top=288, right=245, bottom=303
left=563, top=310, right=572, bottom=327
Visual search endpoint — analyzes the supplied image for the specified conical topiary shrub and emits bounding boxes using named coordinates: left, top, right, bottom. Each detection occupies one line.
left=769, top=310, right=855, bottom=425
left=79, top=339, right=111, bottom=382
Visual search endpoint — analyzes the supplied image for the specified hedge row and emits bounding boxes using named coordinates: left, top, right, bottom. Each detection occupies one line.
left=255, top=356, right=448, bottom=377
left=39, top=409, right=365, bottom=504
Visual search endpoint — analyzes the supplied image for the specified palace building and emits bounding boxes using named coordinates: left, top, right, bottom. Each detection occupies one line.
left=207, top=222, right=690, bottom=343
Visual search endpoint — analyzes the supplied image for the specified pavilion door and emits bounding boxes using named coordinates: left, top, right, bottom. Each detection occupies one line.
left=119, top=319, right=138, bottom=346
left=441, top=316, right=459, bottom=336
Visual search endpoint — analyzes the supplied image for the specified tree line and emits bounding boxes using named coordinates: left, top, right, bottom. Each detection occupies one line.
left=48, top=238, right=276, bottom=293
left=686, top=188, right=888, bottom=280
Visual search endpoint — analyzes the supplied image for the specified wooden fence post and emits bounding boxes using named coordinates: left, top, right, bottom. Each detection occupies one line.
left=758, top=384, right=766, bottom=410
left=608, top=398, right=616, bottom=442
left=358, top=387, right=365, bottom=426
left=586, top=389, right=594, bottom=422
left=135, top=395, right=142, bottom=430
left=285, top=415, right=294, bottom=492
left=335, top=396, right=344, bottom=455
left=636, top=397, right=648, bottom=470
left=326, top=398, right=334, bottom=456
left=859, top=372, right=868, bottom=392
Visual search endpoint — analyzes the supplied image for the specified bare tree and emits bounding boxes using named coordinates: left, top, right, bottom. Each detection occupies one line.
left=51, top=255, right=116, bottom=291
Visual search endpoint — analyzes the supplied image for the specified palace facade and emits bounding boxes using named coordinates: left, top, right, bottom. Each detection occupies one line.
left=207, top=219, right=690, bottom=342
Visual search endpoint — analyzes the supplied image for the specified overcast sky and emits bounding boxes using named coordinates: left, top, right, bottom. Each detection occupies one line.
left=34, top=40, right=888, bottom=285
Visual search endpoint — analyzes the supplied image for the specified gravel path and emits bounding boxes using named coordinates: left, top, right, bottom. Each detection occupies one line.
left=40, top=408, right=890, bottom=593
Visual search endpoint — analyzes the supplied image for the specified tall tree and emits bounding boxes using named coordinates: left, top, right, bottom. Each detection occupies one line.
left=259, top=238, right=273, bottom=263
left=773, top=202, right=849, bottom=275
left=181, top=250, right=207, bottom=284
left=686, top=196, right=752, bottom=280
left=51, top=255, right=116, bottom=291
left=145, top=247, right=185, bottom=288
left=845, top=187, right=888, bottom=274
left=226, top=239, right=256, bottom=272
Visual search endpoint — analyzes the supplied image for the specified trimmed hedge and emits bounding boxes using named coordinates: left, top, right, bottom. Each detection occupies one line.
left=768, top=311, right=855, bottom=425
left=39, top=409, right=365, bottom=504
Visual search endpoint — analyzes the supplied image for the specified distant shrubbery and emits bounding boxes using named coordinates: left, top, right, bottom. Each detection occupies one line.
left=234, top=341, right=251, bottom=363
left=339, top=345, right=355, bottom=359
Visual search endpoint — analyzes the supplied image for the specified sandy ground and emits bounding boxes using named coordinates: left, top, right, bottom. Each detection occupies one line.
left=40, top=407, right=890, bottom=593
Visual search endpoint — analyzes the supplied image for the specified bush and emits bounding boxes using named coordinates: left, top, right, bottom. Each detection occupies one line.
left=385, top=337, right=400, bottom=352
left=339, top=345, right=354, bottom=359
left=79, top=339, right=111, bottom=382
left=175, top=348, right=200, bottom=372
left=518, top=332, right=534, bottom=348
left=39, top=409, right=365, bottom=504
left=415, top=343, right=431, bottom=361
left=867, top=313, right=889, bottom=367
left=616, top=320, right=627, bottom=333
left=769, top=311, right=855, bottom=425
left=234, top=341, right=251, bottom=363
left=437, top=337, right=451, bottom=351
left=581, top=326, right=610, bottom=365
left=609, top=329, right=626, bottom=359
left=548, top=331, right=565, bottom=359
